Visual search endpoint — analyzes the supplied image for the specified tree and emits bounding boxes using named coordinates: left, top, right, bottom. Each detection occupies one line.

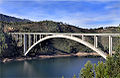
left=72, top=74, right=77, bottom=78
left=0, top=22, right=20, bottom=59
left=94, top=61, right=108, bottom=78
left=62, top=76, right=64, bottom=78
left=80, top=45, right=120, bottom=78
left=105, top=45, right=120, bottom=78
left=80, top=61, right=94, bottom=78
left=0, top=25, right=8, bottom=58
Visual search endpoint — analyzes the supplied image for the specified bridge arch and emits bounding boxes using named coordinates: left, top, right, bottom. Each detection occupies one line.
left=24, top=35, right=107, bottom=59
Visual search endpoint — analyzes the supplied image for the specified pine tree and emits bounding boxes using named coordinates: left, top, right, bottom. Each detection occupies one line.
left=72, top=74, right=76, bottom=78
left=80, top=61, right=94, bottom=78
left=94, top=61, right=108, bottom=78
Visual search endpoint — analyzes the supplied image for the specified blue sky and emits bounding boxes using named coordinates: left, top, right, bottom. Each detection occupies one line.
left=0, top=0, right=120, bottom=28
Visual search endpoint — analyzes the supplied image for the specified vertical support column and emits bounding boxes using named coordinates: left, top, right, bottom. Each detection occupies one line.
left=39, top=34, right=42, bottom=48
left=41, top=34, right=43, bottom=39
left=94, top=35, right=98, bottom=48
left=39, top=34, right=41, bottom=46
left=36, top=34, right=37, bottom=42
left=39, top=34, right=41, bottom=40
left=17, top=34, right=20, bottom=41
left=20, top=34, right=23, bottom=44
left=20, top=34, right=23, bottom=45
left=109, top=35, right=112, bottom=56
left=82, top=35, right=85, bottom=40
left=24, top=34, right=27, bottom=54
left=29, top=34, right=31, bottom=48
left=11, top=34, right=14, bottom=40
left=15, top=34, right=18, bottom=42
left=34, top=34, right=36, bottom=43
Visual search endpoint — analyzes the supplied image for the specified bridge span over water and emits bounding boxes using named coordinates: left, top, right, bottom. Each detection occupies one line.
left=10, top=33, right=120, bottom=59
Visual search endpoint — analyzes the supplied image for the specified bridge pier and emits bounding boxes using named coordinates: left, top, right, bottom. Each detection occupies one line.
left=18, top=34, right=23, bottom=46
left=82, top=35, right=85, bottom=40
left=109, top=36, right=112, bottom=56
left=29, top=34, right=31, bottom=48
left=39, top=34, right=41, bottom=46
left=94, top=35, right=98, bottom=48
left=24, top=34, right=27, bottom=54
left=15, top=34, right=18, bottom=42
left=36, top=34, right=37, bottom=42
left=39, top=34, right=41, bottom=39
left=34, top=34, right=36, bottom=43
left=20, top=34, right=23, bottom=44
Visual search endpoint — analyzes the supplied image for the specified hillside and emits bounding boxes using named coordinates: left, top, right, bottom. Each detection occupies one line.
left=0, top=14, right=120, bottom=58
left=0, top=14, right=30, bottom=23
left=0, top=21, right=90, bottom=33
left=2, top=21, right=119, bottom=56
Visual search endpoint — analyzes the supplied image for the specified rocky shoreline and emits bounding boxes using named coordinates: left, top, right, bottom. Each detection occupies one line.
left=0, top=52, right=101, bottom=63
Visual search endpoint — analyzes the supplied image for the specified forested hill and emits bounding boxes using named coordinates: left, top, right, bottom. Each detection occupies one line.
left=2, top=20, right=120, bottom=33
left=0, top=14, right=30, bottom=23
left=0, top=14, right=119, bottom=33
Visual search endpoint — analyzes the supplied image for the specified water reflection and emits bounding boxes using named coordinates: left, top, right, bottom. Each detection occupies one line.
left=23, top=61, right=37, bottom=78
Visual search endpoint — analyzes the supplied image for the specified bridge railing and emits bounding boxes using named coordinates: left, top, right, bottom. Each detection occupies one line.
left=9, top=32, right=120, bottom=36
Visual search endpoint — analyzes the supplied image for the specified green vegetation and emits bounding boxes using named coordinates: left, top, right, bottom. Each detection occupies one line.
left=80, top=61, right=94, bottom=78
left=0, top=23, right=8, bottom=58
left=72, top=74, right=77, bottom=78
left=0, top=22, right=20, bottom=59
left=94, top=61, right=106, bottom=78
left=70, top=44, right=120, bottom=78
left=69, top=49, right=120, bottom=78
left=80, top=49, right=120, bottom=78
left=0, top=14, right=30, bottom=23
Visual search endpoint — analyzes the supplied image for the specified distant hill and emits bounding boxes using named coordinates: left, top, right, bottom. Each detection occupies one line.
left=0, top=14, right=31, bottom=23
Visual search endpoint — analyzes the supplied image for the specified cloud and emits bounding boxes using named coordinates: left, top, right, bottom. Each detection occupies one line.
left=4, top=7, right=118, bottom=28
left=105, top=3, right=120, bottom=9
left=0, top=0, right=3, bottom=4
left=0, top=0, right=119, bottom=28
left=0, top=0, right=118, bottom=1
left=53, top=10, right=120, bottom=28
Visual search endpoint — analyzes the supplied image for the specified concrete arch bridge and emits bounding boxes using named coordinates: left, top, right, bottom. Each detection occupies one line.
left=10, top=33, right=120, bottom=59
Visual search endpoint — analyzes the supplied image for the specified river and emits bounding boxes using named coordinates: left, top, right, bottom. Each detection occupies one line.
left=0, top=57, right=105, bottom=78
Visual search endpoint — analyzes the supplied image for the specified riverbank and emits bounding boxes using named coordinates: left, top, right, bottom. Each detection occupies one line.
left=0, top=52, right=101, bottom=63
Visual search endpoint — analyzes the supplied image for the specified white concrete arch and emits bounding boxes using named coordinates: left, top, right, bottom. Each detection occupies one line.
left=24, top=35, right=107, bottom=59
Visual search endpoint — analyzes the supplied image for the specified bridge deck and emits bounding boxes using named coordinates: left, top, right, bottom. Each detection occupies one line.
left=10, top=33, right=120, bottom=36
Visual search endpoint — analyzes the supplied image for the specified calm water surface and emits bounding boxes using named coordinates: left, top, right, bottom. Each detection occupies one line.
left=0, top=57, right=105, bottom=78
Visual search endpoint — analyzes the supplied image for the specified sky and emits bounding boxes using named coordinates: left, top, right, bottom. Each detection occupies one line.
left=0, top=0, right=120, bottom=28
